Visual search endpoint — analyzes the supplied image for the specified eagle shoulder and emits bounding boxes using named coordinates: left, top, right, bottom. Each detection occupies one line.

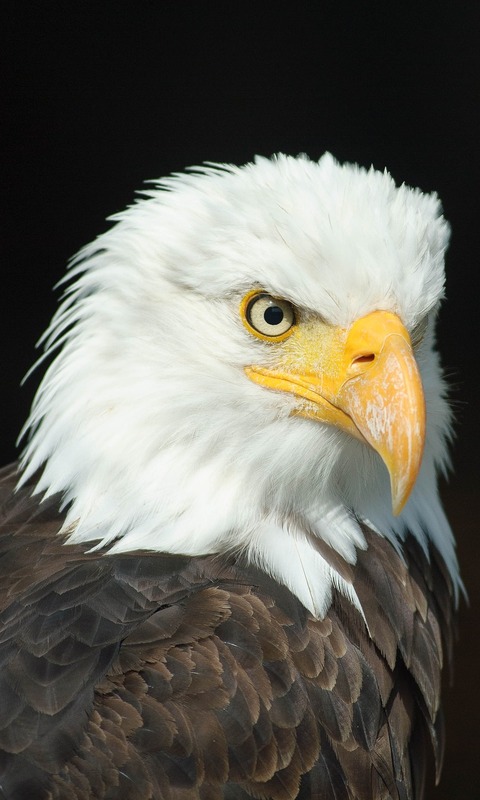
left=0, top=465, right=454, bottom=799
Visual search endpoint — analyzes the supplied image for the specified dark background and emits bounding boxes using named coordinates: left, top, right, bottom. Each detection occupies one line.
left=1, top=3, right=479, bottom=797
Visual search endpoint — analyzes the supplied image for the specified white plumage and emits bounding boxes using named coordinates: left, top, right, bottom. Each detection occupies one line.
left=0, top=152, right=462, bottom=799
left=20, top=152, right=459, bottom=618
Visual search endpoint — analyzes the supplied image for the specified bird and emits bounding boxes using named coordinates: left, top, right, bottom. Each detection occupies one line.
left=0, top=152, right=460, bottom=800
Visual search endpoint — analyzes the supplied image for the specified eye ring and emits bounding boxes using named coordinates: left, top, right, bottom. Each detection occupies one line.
left=240, top=291, right=296, bottom=341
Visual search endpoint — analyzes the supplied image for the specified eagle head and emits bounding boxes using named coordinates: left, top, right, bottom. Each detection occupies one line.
left=20, top=153, right=459, bottom=616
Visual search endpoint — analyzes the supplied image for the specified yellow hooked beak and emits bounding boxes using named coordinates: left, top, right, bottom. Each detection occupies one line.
left=245, top=310, right=426, bottom=515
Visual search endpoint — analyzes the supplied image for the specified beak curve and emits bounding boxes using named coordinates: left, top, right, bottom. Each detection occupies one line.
left=245, top=311, right=426, bottom=515
left=335, top=318, right=426, bottom=514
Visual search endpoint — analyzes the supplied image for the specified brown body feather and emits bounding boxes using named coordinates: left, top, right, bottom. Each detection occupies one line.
left=0, top=464, right=454, bottom=800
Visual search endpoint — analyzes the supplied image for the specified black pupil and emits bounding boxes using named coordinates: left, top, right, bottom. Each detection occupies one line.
left=264, top=305, right=284, bottom=326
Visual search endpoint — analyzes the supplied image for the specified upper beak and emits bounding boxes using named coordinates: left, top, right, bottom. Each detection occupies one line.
left=245, top=311, right=426, bottom=515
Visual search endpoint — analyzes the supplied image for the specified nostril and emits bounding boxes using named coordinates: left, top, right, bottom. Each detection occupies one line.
left=353, top=354, right=375, bottom=364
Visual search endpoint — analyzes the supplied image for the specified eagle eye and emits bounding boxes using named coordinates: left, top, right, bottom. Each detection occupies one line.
left=241, top=292, right=296, bottom=341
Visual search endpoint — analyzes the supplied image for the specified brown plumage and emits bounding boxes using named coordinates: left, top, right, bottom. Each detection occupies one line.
left=1, top=155, right=461, bottom=798
left=0, top=464, right=454, bottom=799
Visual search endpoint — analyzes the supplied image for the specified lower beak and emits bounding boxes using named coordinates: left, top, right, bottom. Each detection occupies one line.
left=245, top=311, right=426, bottom=515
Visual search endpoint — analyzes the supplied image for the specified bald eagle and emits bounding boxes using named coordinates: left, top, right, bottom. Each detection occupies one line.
left=0, top=154, right=459, bottom=800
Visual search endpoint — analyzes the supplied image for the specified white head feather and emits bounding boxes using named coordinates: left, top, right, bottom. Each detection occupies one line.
left=19, top=153, right=459, bottom=617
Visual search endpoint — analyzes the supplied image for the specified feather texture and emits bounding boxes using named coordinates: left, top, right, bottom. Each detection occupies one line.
left=0, top=465, right=454, bottom=799
left=2, top=154, right=460, bottom=798
left=18, top=154, right=459, bottom=613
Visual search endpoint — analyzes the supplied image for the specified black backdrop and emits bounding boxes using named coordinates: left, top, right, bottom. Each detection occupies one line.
left=1, top=3, right=479, bottom=798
